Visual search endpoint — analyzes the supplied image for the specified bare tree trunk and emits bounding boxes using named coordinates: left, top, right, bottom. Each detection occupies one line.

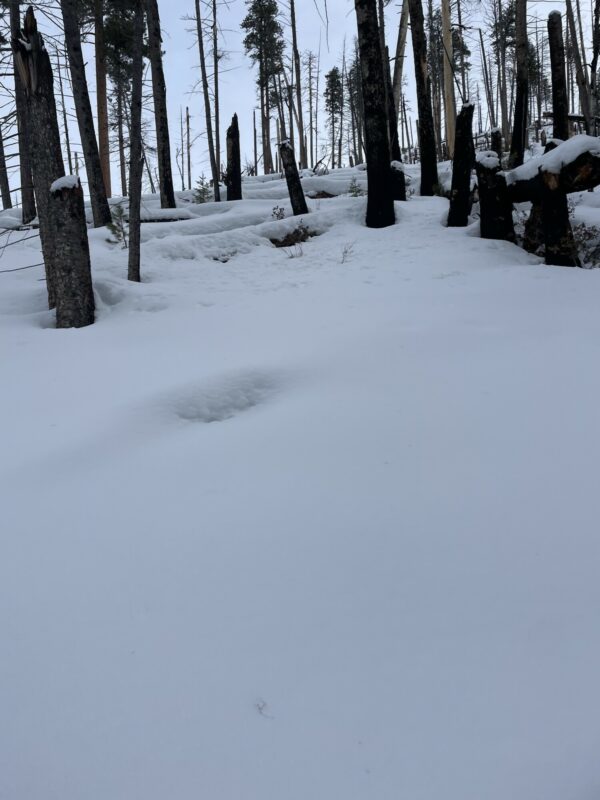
left=475, top=154, right=515, bottom=240
left=392, top=0, right=410, bottom=116
left=128, top=0, right=145, bottom=283
left=441, top=0, right=456, bottom=157
left=508, top=0, right=529, bottom=167
left=13, top=6, right=65, bottom=307
left=50, top=178, right=95, bottom=328
left=548, top=11, right=569, bottom=140
left=10, top=0, right=36, bottom=224
left=565, top=0, right=592, bottom=132
left=95, top=0, right=111, bottom=197
left=195, top=0, right=220, bottom=199
left=408, top=0, right=439, bottom=194
left=212, top=0, right=221, bottom=178
left=355, top=0, right=395, bottom=227
left=144, top=0, right=176, bottom=208
left=448, top=103, right=474, bottom=226
left=186, top=106, right=192, bottom=190
left=226, top=114, right=242, bottom=201
left=0, top=123, right=12, bottom=209
left=61, top=0, right=111, bottom=227
left=290, top=0, right=307, bottom=168
left=279, top=140, right=308, bottom=215
left=117, top=85, right=127, bottom=196
left=57, top=51, right=73, bottom=175
left=479, top=30, right=497, bottom=129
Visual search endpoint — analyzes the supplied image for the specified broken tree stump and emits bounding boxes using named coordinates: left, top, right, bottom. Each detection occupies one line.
left=50, top=176, right=95, bottom=328
left=279, top=139, right=309, bottom=216
left=448, top=103, right=475, bottom=227
left=391, top=160, right=407, bottom=201
left=225, top=113, right=242, bottom=201
left=541, top=171, right=580, bottom=266
left=475, top=151, right=515, bottom=241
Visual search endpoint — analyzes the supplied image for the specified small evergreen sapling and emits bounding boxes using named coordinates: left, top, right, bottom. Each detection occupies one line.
left=194, top=174, right=212, bottom=203
left=107, top=204, right=129, bottom=248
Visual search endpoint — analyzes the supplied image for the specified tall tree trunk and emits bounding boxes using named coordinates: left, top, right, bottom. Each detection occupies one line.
left=186, top=106, right=192, bottom=190
left=479, top=30, right=496, bottom=129
left=408, top=0, right=439, bottom=194
left=212, top=0, right=221, bottom=178
left=95, top=0, right=111, bottom=197
left=13, top=6, right=65, bottom=307
left=225, top=114, right=242, bottom=201
left=565, top=0, right=593, bottom=132
left=354, top=0, right=395, bottom=227
left=508, top=0, right=529, bottom=167
left=0, top=123, right=12, bottom=209
left=498, top=0, right=510, bottom=145
left=290, top=0, right=307, bottom=168
left=195, top=0, right=220, bottom=199
left=61, top=0, right=111, bottom=227
left=447, top=103, right=474, bottom=226
left=117, top=85, right=127, bottom=196
left=548, top=11, right=569, bottom=140
left=10, top=0, right=36, bottom=224
left=392, top=0, right=410, bottom=116
left=128, top=0, right=145, bottom=283
left=144, top=0, right=176, bottom=208
left=441, top=0, right=456, bottom=157
left=57, top=51, right=73, bottom=175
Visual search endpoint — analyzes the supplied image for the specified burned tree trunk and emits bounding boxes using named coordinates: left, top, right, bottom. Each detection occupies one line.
left=144, top=0, right=177, bottom=209
left=279, top=140, right=308, bottom=216
left=354, top=0, right=395, bottom=228
left=50, top=177, right=95, bottom=328
left=226, top=113, right=242, bottom=201
left=10, top=0, right=36, bottom=224
left=541, top=172, right=580, bottom=265
left=0, top=123, right=12, bottom=209
left=548, top=11, right=569, bottom=141
left=391, top=160, right=407, bottom=201
left=448, top=103, right=475, bottom=227
left=61, top=0, right=112, bottom=227
left=13, top=6, right=66, bottom=308
left=509, top=0, right=529, bottom=167
left=95, top=0, right=111, bottom=198
left=408, top=0, right=439, bottom=195
left=475, top=152, right=515, bottom=241
left=491, top=128, right=503, bottom=161
left=128, top=0, right=145, bottom=283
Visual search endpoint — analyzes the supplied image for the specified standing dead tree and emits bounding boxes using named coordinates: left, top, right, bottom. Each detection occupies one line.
left=448, top=103, right=474, bottom=227
left=408, top=0, right=438, bottom=195
left=10, top=0, right=36, bottom=224
left=548, top=11, right=569, bottom=141
left=128, top=0, right=145, bottom=283
left=279, top=139, right=308, bottom=215
left=225, top=113, right=242, bottom=201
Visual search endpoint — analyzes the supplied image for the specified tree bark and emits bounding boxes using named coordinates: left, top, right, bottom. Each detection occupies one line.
left=392, top=0, right=410, bottom=117
left=95, top=0, right=111, bottom=197
left=290, top=0, right=307, bottom=169
left=195, top=0, right=221, bottom=199
left=10, top=0, right=36, bottom=224
left=475, top=154, right=515, bottom=241
left=145, top=0, right=177, bottom=209
left=408, top=0, right=439, bottom=195
left=548, top=11, right=570, bottom=141
left=0, top=123, right=12, bottom=209
left=448, top=103, right=474, bottom=226
left=226, top=114, right=242, bottom=201
left=565, top=0, right=592, bottom=132
left=50, top=178, right=95, bottom=328
left=441, top=0, right=456, bottom=157
left=13, top=7, right=65, bottom=308
left=508, top=0, right=529, bottom=167
left=354, top=0, right=395, bottom=228
left=279, top=140, right=308, bottom=216
left=542, top=171, right=580, bottom=265
left=128, top=0, right=145, bottom=283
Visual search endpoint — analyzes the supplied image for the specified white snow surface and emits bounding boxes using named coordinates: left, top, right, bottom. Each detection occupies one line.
left=2, top=166, right=600, bottom=800
left=50, top=175, right=81, bottom=193
left=476, top=150, right=500, bottom=169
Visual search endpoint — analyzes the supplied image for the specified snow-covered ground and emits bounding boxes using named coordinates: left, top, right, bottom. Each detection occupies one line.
left=2, top=167, right=600, bottom=800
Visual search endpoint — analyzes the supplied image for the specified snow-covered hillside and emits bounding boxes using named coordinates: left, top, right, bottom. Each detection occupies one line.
left=2, top=168, right=600, bottom=800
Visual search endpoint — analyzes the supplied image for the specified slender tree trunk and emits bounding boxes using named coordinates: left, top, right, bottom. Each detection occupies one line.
left=186, top=106, right=192, bottom=190
left=61, top=0, right=111, bottom=227
left=0, top=123, right=12, bottom=209
left=195, top=0, right=220, bottom=199
left=548, top=11, right=569, bottom=140
left=95, top=0, right=111, bottom=197
left=10, top=0, right=36, bottom=224
left=392, top=0, right=410, bottom=116
left=354, top=0, right=395, bottom=227
left=408, top=0, right=439, bottom=194
left=57, top=51, right=73, bottom=175
left=212, top=0, right=221, bottom=178
left=279, top=140, right=308, bottom=215
left=128, top=0, right=145, bottom=283
left=508, top=0, right=529, bottom=167
left=447, top=103, right=474, bottom=226
left=441, top=0, right=456, bottom=157
left=144, top=0, right=176, bottom=208
left=117, top=85, right=127, bottom=196
left=565, top=0, right=593, bottom=132
left=290, top=0, right=307, bottom=168
left=479, top=30, right=496, bottom=129
left=226, top=114, right=242, bottom=201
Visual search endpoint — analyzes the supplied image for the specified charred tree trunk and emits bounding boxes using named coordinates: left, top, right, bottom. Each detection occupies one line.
left=542, top=171, right=580, bottom=265
left=290, top=0, right=307, bottom=169
left=392, top=0, right=410, bottom=117
left=145, top=0, right=177, bottom=209
left=95, top=0, right=111, bottom=197
left=128, top=0, right=145, bottom=283
left=408, top=0, right=439, bottom=195
left=225, top=114, right=242, bottom=201
left=0, top=123, right=12, bottom=209
left=279, top=140, right=308, bottom=216
left=491, top=128, right=503, bottom=160
left=61, top=0, right=111, bottom=227
left=50, top=177, right=95, bottom=328
left=475, top=154, right=515, bottom=241
left=508, top=0, right=529, bottom=167
left=13, top=7, right=65, bottom=308
left=448, top=103, right=474, bottom=226
left=354, top=0, right=395, bottom=228
left=441, top=0, right=456, bottom=157
left=548, top=11, right=569, bottom=140
left=391, top=160, right=407, bottom=201
left=10, top=0, right=36, bottom=224
left=195, top=0, right=221, bottom=199
left=385, top=46, right=402, bottom=162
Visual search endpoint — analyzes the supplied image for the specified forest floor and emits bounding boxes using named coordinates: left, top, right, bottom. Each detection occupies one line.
left=2, top=165, right=600, bottom=800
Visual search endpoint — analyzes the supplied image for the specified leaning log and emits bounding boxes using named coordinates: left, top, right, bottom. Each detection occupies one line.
left=50, top=176, right=95, bottom=328
left=279, top=140, right=309, bottom=216
left=225, top=113, right=242, bottom=201
left=475, top=151, right=515, bottom=241
left=448, top=103, right=475, bottom=227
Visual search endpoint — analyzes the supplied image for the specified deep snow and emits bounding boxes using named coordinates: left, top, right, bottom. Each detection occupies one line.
left=2, top=167, right=600, bottom=800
